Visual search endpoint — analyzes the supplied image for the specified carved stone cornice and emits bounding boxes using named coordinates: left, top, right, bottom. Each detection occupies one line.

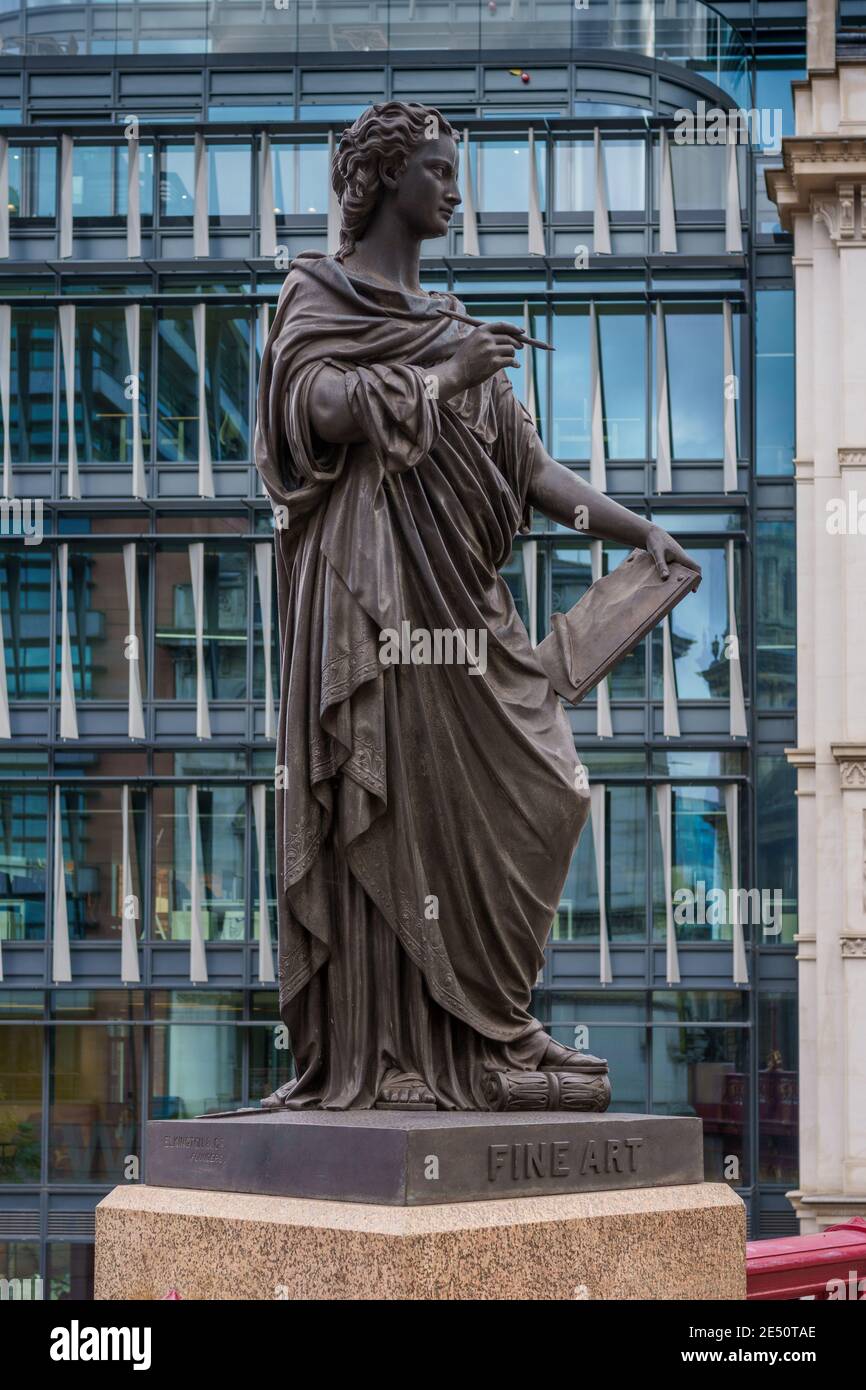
left=838, top=448, right=866, bottom=470
left=832, top=744, right=866, bottom=788
left=840, top=936, right=866, bottom=957
left=767, top=143, right=866, bottom=233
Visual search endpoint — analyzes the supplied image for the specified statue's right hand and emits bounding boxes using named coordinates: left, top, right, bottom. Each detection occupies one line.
left=438, top=321, right=524, bottom=396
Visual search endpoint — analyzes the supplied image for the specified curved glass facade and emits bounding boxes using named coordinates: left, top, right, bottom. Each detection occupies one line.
left=0, top=0, right=749, bottom=110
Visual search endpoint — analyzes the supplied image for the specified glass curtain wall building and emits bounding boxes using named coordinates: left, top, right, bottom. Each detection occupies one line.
left=0, top=0, right=814, bottom=1297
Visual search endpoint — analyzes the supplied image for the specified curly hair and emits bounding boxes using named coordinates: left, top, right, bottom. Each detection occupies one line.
left=331, top=101, right=456, bottom=261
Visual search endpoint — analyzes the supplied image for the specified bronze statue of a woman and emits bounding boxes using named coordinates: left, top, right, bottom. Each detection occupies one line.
left=254, top=102, right=699, bottom=1111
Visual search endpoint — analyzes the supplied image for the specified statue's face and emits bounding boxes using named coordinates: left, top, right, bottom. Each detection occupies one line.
left=389, top=133, right=461, bottom=240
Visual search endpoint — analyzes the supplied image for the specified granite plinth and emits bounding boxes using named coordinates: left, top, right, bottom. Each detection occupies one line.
left=146, top=1109, right=703, bottom=1206
left=95, top=1182, right=746, bottom=1300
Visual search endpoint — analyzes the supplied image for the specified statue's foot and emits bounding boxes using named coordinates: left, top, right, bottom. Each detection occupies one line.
left=259, top=1079, right=298, bottom=1109
left=374, top=1069, right=437, bottom=1111
left=539, top=1037, right=608, bottom=1072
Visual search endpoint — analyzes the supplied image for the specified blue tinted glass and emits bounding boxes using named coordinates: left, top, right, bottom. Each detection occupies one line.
left=551, top=310, right=590, bottom=459
left=272, top=143, right=329, bottom=214
left=665, top=307, right=723, bottom=459
left=208, top=145, right=251, bottom=217
left=755, top=518, right=796, bottom=709
left=756, top=59, right=807, bottom=144
left=160, top=147, right=194, bottom=217
left=652, top=546, right=729, bottom=700
left=599, top=307, right=646, bottom=458
left=756, top=289, right=794, bottom=475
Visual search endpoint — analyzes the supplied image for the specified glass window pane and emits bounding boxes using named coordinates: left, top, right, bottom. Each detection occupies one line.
left=49, top=1021, right=142, bottom=1182
left=758, top=993, right=798, bottom=1183
left=0, top=1023, right=42, bottom=1182
left=56, top=548, right=136, bottom=701
left=9, top=145, right=57, bottom=218
left=156, top=308, right=197, bottom=462
left=205, top=307, right=250, bottom=462
left=71, top=146, right=115, bottom=217
left=153, top=784, right=246, bottom=943
left=47, top=1243, right=95, bottom=1301
left=0, top=1243, right=42, bottom=1297
left=208, top=144, right=251, bottom=217
left=0, top=788, right=48, bottom=941
left=756, top=290, right=795, bottom=476
left=155, top=546, right=247, bottom=701
left=664, top=306, right=723, bottom=460
left=551, top=309, right=590, bottom=459
left=150, top=1022, right=242, bottom=1118
left=69, top=305, right=153, bottom=464
left=10, top=307, right=54, bottom=463
left=652, top=1025, right=749, bottom=1184
left=653, top=785, right=733, bottom=943
left=756, top=754, right=797, bottom=945
left=603, top=138, right=645, bottom=211
left=553, top=140, right=593, bottom=212
left=599, top=306, right=646, bottom=458
left=651, top=545, right=730, bottom=700
left=669, top=143, right=726, bottom=211
left=1, top=551, right=51, bottom=699
left=272, top=143, right=329, bottom=215
left=117, top=143, right=154, bottom=218
left=473, top=140, right=543, bottom=212
left=755, top=519, right=796, bottom=709
left=59, top=787, right=145, bottom=943
left=160, top=145, right=194, bottom=218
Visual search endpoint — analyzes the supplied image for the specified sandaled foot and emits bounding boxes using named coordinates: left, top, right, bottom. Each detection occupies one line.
left=259, top=1080, right=299, bottom=1108
left=374, top=1069, right=436, bottom=1111
left=540, top=1037, right=608, bottom=1072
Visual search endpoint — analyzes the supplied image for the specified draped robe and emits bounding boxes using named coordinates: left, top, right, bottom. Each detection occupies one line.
left=254, top=252, right=590, bottom=1108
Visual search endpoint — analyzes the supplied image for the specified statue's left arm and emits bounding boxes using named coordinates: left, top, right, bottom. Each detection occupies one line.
left=526, top=440, right=701, bottom=582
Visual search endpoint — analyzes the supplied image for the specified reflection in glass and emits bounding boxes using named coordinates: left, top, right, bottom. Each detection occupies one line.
left=155, top=547, right=247, bottom=700
left=68, top=307, right=153, bottom=464
left=652, top=1024, right=749, bottom=1183
left=664, top=305, right=724, bottom=459
left=758, top=992, right=798, bottom=1183
left=208, top=144, right=251, bottom=217
left=0, top=1023, right=41, bottom=1182
left=8, top=145, right=56, bottom=218
left=59, top=787, right=145, bottom=942
left=651, top=546, right=730, bottom=700
left=756, top=755, right=797, bottom=945
left=272, top=143, right=329, bottom=214
left=10, top=307, right=54, bottom=463
left=653, top=784, right=733, bottom=942
left=0, top=551, right=50, bottom=699
left=49, top=1023, right=142, bottom=1182
left=551, top=309, right=590, bottom=459
left=47, top=1243, right=95, bottom=1301
left=755, top=519, right=795, bottom=708
left=756, top=291, right=794, bottom=475
left=557, top=785, right=645, bottom=940
left=0, top=788, right=47, bottom=940
left=599, top=306, right=646, bottom=458
left=152, top=784, right=246, bottom=943
left=55, top=547, right=145, bottom=701
left=150, top=1023, right=242, bottom=1119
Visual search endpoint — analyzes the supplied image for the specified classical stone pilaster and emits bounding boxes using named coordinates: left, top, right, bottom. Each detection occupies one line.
left=771, top=6, right=866, bottom=1233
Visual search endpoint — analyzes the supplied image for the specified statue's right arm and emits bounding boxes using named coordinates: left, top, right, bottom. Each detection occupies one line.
left=306, top=323, right=525, bottom=446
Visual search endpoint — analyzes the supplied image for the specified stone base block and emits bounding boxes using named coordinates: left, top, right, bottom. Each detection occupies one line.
left=95, top=1181, right=745, bottom=1301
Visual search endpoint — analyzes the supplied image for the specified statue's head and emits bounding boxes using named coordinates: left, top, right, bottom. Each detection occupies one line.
left=332, top=101, right=459, bottom=259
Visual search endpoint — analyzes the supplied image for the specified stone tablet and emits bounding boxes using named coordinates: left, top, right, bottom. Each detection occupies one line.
left=146, top=1111, right=703, bottom=1206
